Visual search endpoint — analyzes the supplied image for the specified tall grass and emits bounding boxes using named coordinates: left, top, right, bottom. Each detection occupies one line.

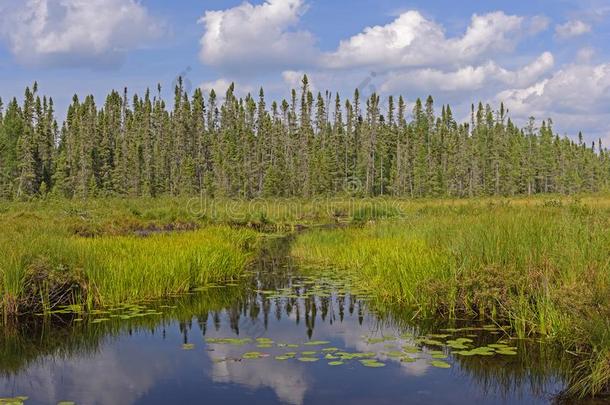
left=0, top=199, right=259, bottom=315
left=76, top=228, right=256, bottom=307
left=291, top=200, right=610, bottom=397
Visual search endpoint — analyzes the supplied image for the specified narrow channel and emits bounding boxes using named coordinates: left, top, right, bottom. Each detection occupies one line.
left=0, top=235, right=579, bottom=404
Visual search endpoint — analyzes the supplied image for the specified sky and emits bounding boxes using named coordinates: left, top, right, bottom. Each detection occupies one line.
left=0, top=0, right=609, bottom=144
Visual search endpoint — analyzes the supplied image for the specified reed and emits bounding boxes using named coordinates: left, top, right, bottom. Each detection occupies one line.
left=0, top=199, right=259, bottom=316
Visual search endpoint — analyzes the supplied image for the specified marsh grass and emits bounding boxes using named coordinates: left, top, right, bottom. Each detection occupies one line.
left=0, top=199, right=259, bottom=316
left=75, top=228, right=257, bottom=307
left=292, top=198, right=610, bottom=397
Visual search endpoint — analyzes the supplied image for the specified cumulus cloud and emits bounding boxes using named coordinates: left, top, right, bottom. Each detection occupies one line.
left=0, top=0, right=164, bottom=68
left=322, top=11, right=545, bottom=69
left=282, top=70, right=316, bottom=92
left=381, top=52, right=554, bottom=93
left=497, top=62, right=610, bottom=138
left=199, top=78, right=255, bottom=97
left=198, top=0, right=318, bottom=73
left=555, top=20, right=592, bottom=39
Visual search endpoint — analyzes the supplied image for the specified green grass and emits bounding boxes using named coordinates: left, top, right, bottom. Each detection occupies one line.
left=2, top=194, right=610, bottom=397
left=0, top=198, right=260, bottom=316
left=75, top=228, right=256, bottom=307
left=291, top=197, right=610, bottom=398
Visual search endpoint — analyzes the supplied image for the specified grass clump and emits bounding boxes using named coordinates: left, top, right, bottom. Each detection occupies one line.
left=0, top=199, right=259, bottom=316
left=75, top=227, right=257, bottom=307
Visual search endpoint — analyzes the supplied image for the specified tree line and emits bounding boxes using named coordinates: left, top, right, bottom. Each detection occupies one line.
left=0, top=76, right=608, bottom=200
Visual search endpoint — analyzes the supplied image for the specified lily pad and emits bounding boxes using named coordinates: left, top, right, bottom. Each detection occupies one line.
left=304, top=340, right=330, bottom=346
left=328, top=361, right=344, bottom=366
left=181, top=343, right=195, bottom=350
left=430, top=360, right=451, bottom=368
left=0, top=397, right=28, bottom=405
left=206, top=338, right=251, bottom=345
left=360, top=359, right=386, bottom=368
left=243, top=352, right=266, bottom=359
left=298, top=357, right=319, bottom=362
left=301, top=351, right=317, bottom=356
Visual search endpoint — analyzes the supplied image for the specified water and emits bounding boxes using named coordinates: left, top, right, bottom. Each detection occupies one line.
left=0, top=237, right=574, bottom=404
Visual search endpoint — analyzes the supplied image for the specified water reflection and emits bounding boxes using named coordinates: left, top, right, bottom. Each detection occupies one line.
left=0, top=236, right=580, bottom=404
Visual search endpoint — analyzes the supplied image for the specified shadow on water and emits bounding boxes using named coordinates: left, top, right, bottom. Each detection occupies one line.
left=0, top=235, right=603, bottom=404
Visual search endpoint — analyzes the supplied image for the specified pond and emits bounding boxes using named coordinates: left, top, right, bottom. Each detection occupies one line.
left=0, top=236, right=583, bottom=404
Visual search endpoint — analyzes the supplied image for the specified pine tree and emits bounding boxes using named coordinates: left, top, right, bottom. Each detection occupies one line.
left=0, top=78, right=608, bottom=200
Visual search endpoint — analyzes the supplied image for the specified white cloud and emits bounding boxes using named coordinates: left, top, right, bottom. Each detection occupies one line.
left=282, top=70, right=316, bottom=92
left=198, top=0, right=318, bottom=72
left=576, top=46, right=596, bottom=62
left=322, top=11, right=544, bottom=69
left=199, top=78, right=255, bottom=97
left=555, top=20, right=592, bottom=39
left=0, top=0, right=163, bottom=68
left=380, top=52, right=554, bottom=93
left=497, top=62, right=610, bottom=138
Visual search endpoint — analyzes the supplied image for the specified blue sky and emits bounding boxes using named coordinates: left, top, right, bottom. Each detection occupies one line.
left=1, top=0, right=609, bottom=143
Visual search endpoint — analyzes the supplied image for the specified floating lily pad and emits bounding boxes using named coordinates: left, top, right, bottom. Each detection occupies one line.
left=428, top=334, right=451, bottom=339
left=0, top=397, right=28, bottom=405
left=243, top=352, right=266, bottom=359
left=430, top=360, right=451, bottom=368
left=400, top=356, right=416, bottom=363
left=322, top=347, right=339, bottom=352
left=360, top=359, right=386, bottom=368
left=301, top=351, right=317, bottom=356
left=496, top=349, right=517, bottom=355
left=298, top=357, right=319, bottom=362
left=181, top=343, right=195, bottom=350
left=416, top=338, right=444, bottom=346
left=304, top=340, right=330, bottom=346
left=328, top=361, right=344, bottom=366
left=384, top=351, right=403, bottom=358
left=431, top=353, right=448, bottom=359
left=402, top=346, right=420, bottom=354
left=275, top=355, right=292, bottom=361
left=206, top=338, right=251, bottom=345
left=454, top=350, right=476, bottom=356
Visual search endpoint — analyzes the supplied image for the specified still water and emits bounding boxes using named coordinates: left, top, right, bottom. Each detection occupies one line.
left=0, top=237, right=572, bottom=404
